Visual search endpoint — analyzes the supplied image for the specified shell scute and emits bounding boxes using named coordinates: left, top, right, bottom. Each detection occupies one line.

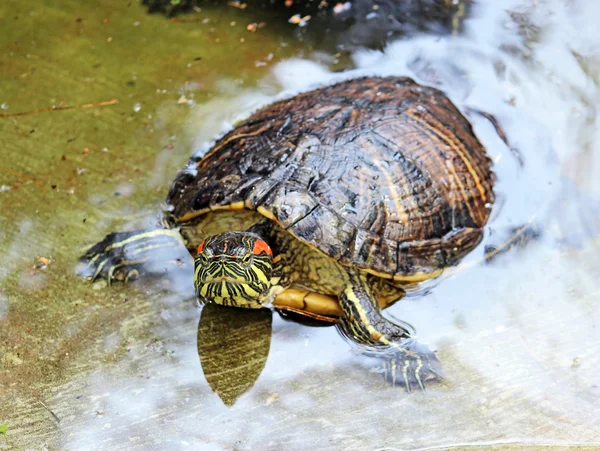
left=270, top=187, right=320, bottom=229
left=291, top=205, right=358, bottom=262
left=350, top=229, right=399, bottom=276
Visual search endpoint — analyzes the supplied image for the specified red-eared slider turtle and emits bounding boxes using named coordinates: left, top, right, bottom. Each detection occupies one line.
left=81, top=76, right=495, bottom=389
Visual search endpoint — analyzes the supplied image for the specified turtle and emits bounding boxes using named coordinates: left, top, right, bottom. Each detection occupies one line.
left=80, top=76, right=495, bottom=390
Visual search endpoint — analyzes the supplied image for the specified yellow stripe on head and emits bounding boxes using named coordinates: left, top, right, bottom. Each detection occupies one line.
left=193, top=230, right=276, bottom=309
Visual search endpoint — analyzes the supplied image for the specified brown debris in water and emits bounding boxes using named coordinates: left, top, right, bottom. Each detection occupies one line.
left=288, top=14, right=311, bottom=26
left=246, top=22, right=265, bottom=32
left=169, top=16, right=205, bottom=23
left=37, top=256, right=51, bottom=267
left=0, top=168, right=48, bottom=194
left=227, top=1, right=247, bottom=9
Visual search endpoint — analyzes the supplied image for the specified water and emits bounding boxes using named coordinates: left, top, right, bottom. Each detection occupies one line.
left=1, top=0, right=599, bottom=449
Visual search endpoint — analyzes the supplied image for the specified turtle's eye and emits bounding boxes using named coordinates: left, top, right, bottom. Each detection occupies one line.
left=241, top=252, right=253, bottom=267
left=196, top=251, right=210, bottom=266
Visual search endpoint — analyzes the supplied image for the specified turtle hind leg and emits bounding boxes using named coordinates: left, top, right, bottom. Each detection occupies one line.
left=337, top=272, right=443, bottom=390
left=78, top=228, right=189, bottom=284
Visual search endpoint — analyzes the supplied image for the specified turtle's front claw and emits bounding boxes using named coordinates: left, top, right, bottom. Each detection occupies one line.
left=372, top=340, right=444, bottom=391
left=78, top=230, right=153, bottom=284
left=124, top=269, right=140, bottom=283
left=78, top=228, right=190, bottom=285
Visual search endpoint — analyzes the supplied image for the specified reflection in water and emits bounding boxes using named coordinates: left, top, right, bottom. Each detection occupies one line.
left=198, top=304, right=272, bottom=405
left=54, top=0, right=600, bottom=448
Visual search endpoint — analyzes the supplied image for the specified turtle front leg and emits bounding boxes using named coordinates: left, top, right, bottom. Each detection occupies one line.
left=338, top=272, right=442, bottom=390
left=79, top=228, right=190, bottom=285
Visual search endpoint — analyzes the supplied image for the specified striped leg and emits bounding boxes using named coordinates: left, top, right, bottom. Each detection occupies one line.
left=79, top=228, right=189, bottom=284
left=337, top=273, right=442, bottom=390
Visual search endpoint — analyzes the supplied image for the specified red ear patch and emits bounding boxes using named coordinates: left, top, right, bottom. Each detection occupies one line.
left=252, top=239, right=272, bottom=256
left=197, top=240, right=205, bottom=254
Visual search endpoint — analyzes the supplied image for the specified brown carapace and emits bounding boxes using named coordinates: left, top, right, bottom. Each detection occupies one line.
left=169, top=77, right=494, bottom=280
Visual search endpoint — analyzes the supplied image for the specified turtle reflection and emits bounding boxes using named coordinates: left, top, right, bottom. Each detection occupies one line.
left=197, top=304, right=272, bottom=406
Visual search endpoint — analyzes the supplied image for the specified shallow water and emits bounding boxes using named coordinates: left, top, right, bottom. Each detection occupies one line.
left=1, top=0, right=599, bottom=449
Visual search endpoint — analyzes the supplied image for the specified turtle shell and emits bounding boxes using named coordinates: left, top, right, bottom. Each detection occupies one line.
left=167, top=77, right=495, bottom=279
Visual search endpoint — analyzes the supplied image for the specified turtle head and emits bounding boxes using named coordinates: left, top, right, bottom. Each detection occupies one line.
left=194, top=232, right=274, bottom=308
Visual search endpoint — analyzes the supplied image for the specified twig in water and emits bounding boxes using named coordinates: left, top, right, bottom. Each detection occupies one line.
left=0, top=99, right=118, bottom=118
left=0, top=168, right=48, bottom=194
left=38, top=400, right=61, bottom=423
